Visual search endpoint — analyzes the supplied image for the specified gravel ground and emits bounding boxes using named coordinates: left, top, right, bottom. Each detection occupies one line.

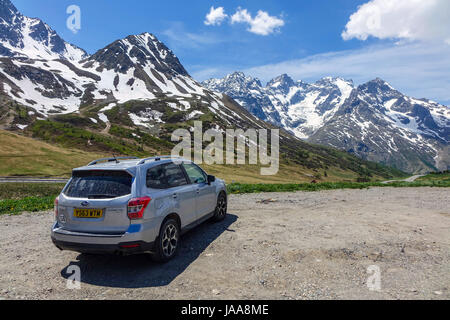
left=0, top=187, right=449, bottom=300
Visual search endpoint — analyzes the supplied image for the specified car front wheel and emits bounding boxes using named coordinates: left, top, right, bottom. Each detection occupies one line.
left=212, top=192, right=227, bottom=222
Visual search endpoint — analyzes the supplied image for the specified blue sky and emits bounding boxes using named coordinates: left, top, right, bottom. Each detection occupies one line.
left=12, top=0, right=450, bottom=105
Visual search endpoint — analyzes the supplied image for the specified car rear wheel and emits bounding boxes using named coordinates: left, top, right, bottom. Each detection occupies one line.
left=151, top=218, right=180, bottom=263
left=212, top=192, right=227, bottom=222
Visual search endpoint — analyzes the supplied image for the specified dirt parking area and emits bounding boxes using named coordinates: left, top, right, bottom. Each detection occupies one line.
left=0, top=187, right=449, bottom=300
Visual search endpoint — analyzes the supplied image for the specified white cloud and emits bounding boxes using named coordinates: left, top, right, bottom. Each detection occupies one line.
left=204, top=6, right=228, bottom=26
left=230, top=8, right=252, bottom=25
left=240, top=42, right=450, bottom=105
left=231, top=8, right=285, bottom=36
left=342, top=0, right=450, bottom=44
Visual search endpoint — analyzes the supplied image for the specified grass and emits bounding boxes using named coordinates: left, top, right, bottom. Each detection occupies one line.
left=0, top=129, right=445, bottom=215
left=1, top=129, right=399, bottom=183
left=0, top=196, right=56, bottom=215
left=0, top=183, right=66, bottom=215
left=0, top=183, right=66, bottom=200
left=0, top=129, right=105, bottom=177
left=30, top=120, right=151, bottom=157
left=227, top=179, right=450, bottom=194
left=203, top=163, right=358, bottom=184
left=1, top=174, right=448, bottom=215
left=417, top=171, right=450, bottom=182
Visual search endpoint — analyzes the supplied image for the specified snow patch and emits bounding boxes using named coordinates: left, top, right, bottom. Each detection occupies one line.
left=186, top=110, right=204, bottom=120
left=16, top=124, right=28, bottom=130
left=98, top=113, right=109, bottom=123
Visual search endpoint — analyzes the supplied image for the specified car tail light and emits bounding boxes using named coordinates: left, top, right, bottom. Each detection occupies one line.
left=127, top=197, right=151, bottom=220
left=54, top=198, right=59, bottom=218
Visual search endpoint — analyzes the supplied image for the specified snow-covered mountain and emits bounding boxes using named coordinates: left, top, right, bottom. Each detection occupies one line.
left=0, top=0, right=86, bottom=61
left=0, top=29, right=236, bottom=119
left=203, top=72, right=354, bottom=139
left=0, top=0, right=253, bottom=129
left=0, top=0, right=265, bottom=134
left=203, top=72, right=450, bottom=173
left=0, top=0, right=409, bottom=181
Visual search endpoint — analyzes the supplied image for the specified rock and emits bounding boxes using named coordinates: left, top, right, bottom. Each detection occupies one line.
left=257, top=199, right=278, bottom=204
left=434, top=291, right=443, bottom=296
left=212, top=289, right=221, bottom=295
left=369, top=252, right=383, bottom=262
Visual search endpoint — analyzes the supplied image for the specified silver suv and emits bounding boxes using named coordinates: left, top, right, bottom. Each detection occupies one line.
left=51, top=156, right=228, bottom=262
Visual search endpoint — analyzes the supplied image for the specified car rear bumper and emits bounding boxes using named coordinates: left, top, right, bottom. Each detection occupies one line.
left=51, top=221, right=158, bottom=255
left=51, top=238, right=155, bottom=255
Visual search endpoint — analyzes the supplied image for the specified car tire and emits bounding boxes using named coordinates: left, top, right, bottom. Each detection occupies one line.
left=212, top=192, right=227, bottom=222
left=151, top=218, right=180, bottom=263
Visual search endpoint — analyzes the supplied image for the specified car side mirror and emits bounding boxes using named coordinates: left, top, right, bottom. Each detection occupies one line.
left=207, top=175, right=216, bottom=184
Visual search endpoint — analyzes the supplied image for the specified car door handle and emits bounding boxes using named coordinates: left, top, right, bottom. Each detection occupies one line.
left=196, top=189, right=200, bottom=194
left=173, top=193, right=178, bottom=199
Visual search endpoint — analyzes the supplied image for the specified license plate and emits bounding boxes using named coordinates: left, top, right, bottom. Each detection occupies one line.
left=74, top=209, right=103, bottom=219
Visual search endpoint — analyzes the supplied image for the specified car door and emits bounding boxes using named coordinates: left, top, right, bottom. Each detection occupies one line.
left=147, top=163, right=197, bottom=228
left=182, top=163, right=217, bottom=219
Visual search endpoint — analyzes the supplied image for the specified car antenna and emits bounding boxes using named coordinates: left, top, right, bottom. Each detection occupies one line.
left=112, top=153, right=119, bottom=164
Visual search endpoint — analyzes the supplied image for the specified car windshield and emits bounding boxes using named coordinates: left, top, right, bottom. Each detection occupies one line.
left=63, top=170, right=133, bottom=199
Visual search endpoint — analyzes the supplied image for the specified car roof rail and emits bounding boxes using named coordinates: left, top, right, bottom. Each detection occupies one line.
left=138, top=156, right=182, bottom=165
left=88, top=156, right=139, bottom=166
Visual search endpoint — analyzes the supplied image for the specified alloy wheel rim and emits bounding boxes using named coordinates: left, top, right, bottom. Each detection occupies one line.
left=162, top=224, right=178, bottom=257
left=217, top=196, right=227, bottom=217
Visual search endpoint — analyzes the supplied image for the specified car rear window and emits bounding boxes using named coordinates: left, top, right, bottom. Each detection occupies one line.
left=64, top=170, right=133, bottom=199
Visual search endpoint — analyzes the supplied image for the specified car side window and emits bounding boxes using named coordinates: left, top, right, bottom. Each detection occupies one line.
left=147, top=165, right=168, bottom=189
left=147, top=163, right=188, bottom=189
left=182, top=163, right=207, bottom=184
left=165, top=163, right=188, bottom=188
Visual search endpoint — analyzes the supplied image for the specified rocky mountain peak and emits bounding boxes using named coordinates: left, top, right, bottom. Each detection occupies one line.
left=315, top=76, right=352, bottom=89
left=0, top=0, right=19, bottom=23
left=359, top=78, right=397, bottom=94
left=228, top=71, right=246, bottom=79
left=87, top=32, right=188, bottom=77
left=227, top=71, right=262, bottom=86
left=204, top=71, right=449, bottom=173
left=203, top=71, right=263, bottom=93
left=355, top=78, right=403, bottom=106
left=267, top=74, right=295, bottom=93
left=0, top=0, right=87, bottom=61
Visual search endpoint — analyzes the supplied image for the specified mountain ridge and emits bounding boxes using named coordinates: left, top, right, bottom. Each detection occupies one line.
left=0, top=0, right=407, bottom=181
left=202, top=72, right=449, bottom=173
left=0, top=0, right=87, bottom=61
